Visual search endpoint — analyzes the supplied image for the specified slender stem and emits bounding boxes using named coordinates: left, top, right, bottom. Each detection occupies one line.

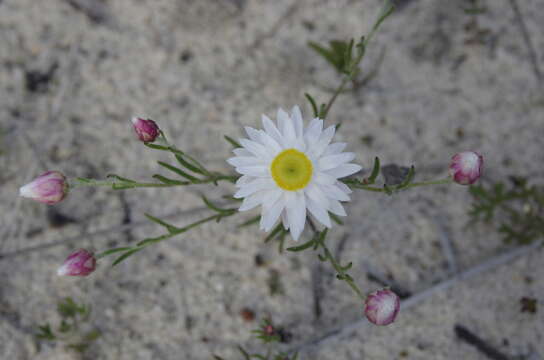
left=321, top=1, right=394, bottom=120
left=344, top=177, right=453, bottom=192
left=70, top=179, right=182, bottom=189
left=135, top=210, right=237, bottom=248
left=322, top=75, right=353, bottom=120
left=403, top=177, right=453, bottom=189
left=319, top=241, right=366, bottom=301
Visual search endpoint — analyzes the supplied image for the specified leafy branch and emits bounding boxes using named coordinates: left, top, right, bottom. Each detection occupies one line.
left=97, top=197, right=238, bottom=265
left=469, top=177, right=544, bottom=245
left=288, top=229, right=365, bottom=301
left=36, top=298, right=101, bottom=354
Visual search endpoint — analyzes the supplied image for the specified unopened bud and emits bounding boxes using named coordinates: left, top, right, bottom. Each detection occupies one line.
left=131, top=116, right=160, bottom=143
left=449, top=151, right=483, bottom=185
left=19, top=171, right=68, bottom=205
left=57, top=249, right=97, bottom=277
left=364, top=288, right=400, bottom=326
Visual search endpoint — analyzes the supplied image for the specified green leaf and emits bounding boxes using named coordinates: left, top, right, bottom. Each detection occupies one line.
left=264, top=224, right=284, bottom=243
left=84, top=329, right=101, bottom=342
left=58, top=320, right=71, bottom=333
left=174, top=154, right=207, bottom=175
left=36, top=324, right=55, bottom=340
left=286, top=238, right=315, bottom=252
left=144, top=143, right=170, bottom=151
left=202, top=196, right=231, bottom=214
left=66, top=343, right=89, bottom=353
left=57, top=297, right=79, bottom=318
left=395, top=165, right=415, bottom=189
left=238, top=215, right=261, bottom=228
left=308, top=41, right=342, bottom=72
left=97, top=247, right=133, bottom=257
left=237, top=346, right=251, bottom=360
left=367, top=156, right=380, bottom=184
left=106, top=174, right=137, bottom=183
left=152, top=174, right=190, bottom=185
left=224, top=135, right=242, bottom=148
left=74, top=177, right=93, bottom=184
left=329, top=212, right=344, bottom=225
left=144, top=213, right=180, bottom=233
left=305, top=93, right=319, bottom=117
left=158, top=161, right=200, bottom=182
left=464, top=6, right=487, bottom=15
left=112, top=248, right=143, bottom=267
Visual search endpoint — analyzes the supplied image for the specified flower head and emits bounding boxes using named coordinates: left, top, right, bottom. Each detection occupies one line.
left=57, top=249, right=97, bottom=277
left=227, top=106, right=362, bottom=240
left=449, top=151, right=483, bottom=185
left=131, top=116, right=160, bottom=143
left=19, top=171, right=68, bottom=205
left=364, top=288, right=400, bottom=326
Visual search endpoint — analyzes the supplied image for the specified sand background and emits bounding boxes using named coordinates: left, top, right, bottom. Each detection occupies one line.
left=0, top=0, right=543, bottom=359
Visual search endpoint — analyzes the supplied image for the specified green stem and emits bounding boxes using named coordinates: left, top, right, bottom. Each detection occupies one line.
left=70, top=179, right=182, bottom=189
left=314, top=229, right=366, bottom=301
left=402, top=177, right=453, bottom=189
left=345, top=177, right=453, bottom=192
left=321, top=1, right=394, bottom=120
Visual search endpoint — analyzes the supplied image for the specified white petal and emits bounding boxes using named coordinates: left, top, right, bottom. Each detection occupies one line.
left=240, top=139, right=273, bottom=160
left=323, top=142, right=347, bottom=156
left=234, top=178, right=275, bottom=198
left=318, top=153, right=356, bottom=171
left=236, top=165, right=269, bottom=177
left=245, top=126, right=261, bottom=142
left=239, top=191, right=267, bottom=211
left=262, top=115, right=285, bottom=147
left=260, top=193, right=286, bottom=231
left=286, top=192, right=306, bottom=241
left=291, top=106, right=304, bottom=138
left=281, top=211, right=289, bottom=230
left=313, top=172, right=337, bottom=185
left=227, top=156, right=265, bottom=167
left=278, top=108, right=296, bottom=144
left=258, top=130, right=283, bottom=155
left=304, top=118, right=323, bottom=147
left=306, top=197, right=332, bottom=228
left=308, top=125, right=335, bottom=158
left=328, top=199, right=347, bottom=216
left=306, top=183, right=329, bottom=208
left=262, top=188, right=283, bottom=207
left=236, top=175, right=251, bottom=186
left=233, top=148, right=252, bottom=157
left=321, top=184, right=350, bottom=201
left=336, top=181, right=353, bottom=194
left=325, top=163, right=362, bottom=178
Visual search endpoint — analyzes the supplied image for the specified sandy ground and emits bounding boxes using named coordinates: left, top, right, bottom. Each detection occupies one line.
left=1, top=0, right=543, bottom=359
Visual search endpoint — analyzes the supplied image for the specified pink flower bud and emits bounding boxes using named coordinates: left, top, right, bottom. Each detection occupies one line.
left=57, top=249, right=97, bottom=277
left=364, top=288, right=400, bottom=326
left=19, top=171, right=68, bottom=205
left=449, top=151, right=483, bottom=185
left=131, top=116, right=160, bottom=143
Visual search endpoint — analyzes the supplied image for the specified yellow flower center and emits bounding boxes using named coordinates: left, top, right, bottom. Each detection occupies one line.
left=270, top=149, right=313, bottom=191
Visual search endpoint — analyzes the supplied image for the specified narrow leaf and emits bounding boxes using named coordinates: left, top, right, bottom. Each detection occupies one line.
left=144, top=213, right=180, bottom=233
left=367, top=156, right=380, bottom=184
left=286, top=238, right=315, bottom=252
left=238, top=215, right=261, bottom=228
left=305, top=93, right=319, bottom=117
left=152, top=174, right=189, bottom=185
left=112, top=248, right=143, bottom=266
left=158, top=161, right=200, bottom=182
left=224, top=135, right=242, bottom=148
left=106, top=174, right=137, bottom=183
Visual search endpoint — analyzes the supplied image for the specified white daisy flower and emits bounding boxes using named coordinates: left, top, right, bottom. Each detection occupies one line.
left=227, top=106, right=362, bottom=241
